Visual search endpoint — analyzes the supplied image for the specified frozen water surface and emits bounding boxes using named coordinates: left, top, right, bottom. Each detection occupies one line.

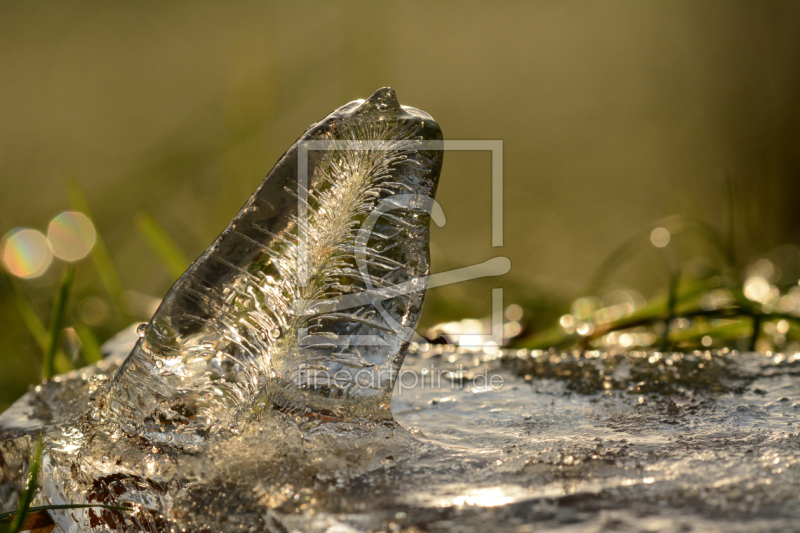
left=4, top=337, right=800, bottom=532
left=391, top=347, right=800, bottom=533
left=3, top=90, right=800, bottom=532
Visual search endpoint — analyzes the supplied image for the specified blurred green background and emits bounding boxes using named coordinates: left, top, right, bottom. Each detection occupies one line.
left=2, top=1, right=800, bottom=411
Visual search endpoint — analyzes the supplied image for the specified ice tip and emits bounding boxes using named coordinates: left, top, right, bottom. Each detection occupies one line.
left=360, top=87, right=401, bottom=113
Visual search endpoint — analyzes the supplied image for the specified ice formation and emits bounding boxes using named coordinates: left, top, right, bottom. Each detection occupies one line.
left=1, top=88, right=444, bottom=532
left=102, top=87, right=444, bottom=447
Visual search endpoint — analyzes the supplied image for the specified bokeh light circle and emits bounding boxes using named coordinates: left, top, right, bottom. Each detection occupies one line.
left=650, top=227, right=670, bottom=248
left=47, top=211, right=96, bottom=262
left=2, top=228, right=53, bottom=278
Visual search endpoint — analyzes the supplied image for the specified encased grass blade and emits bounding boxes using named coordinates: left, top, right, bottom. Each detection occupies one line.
left=8, top=435, right=43, bottom=533
left=0, top=505, right=132, bottom=524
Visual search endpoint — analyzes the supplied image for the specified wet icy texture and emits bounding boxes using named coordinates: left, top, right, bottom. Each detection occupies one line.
left=4, top=336, right=800, bottom=532
left=390, top=348, right=800, bottom=533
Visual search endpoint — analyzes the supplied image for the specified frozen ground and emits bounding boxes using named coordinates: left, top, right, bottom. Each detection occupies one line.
left=3, top=329, right=800, bottom=532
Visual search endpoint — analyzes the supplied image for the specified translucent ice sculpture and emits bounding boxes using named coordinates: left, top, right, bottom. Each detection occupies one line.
left=0, top=89, right=443, bottom=532
left=96, top=87, right=444, bottom=448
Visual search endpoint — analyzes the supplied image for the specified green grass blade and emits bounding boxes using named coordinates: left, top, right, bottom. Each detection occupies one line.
left=135, top=211, right=189, bottom=279
left=0, top=504, right=132, bottom=523
left=667, top=317, right=751, bottom=345
left=8, top=435, right=44, bottom=533
left=73, top=321, right=103, bottom=364
left=44, top=265, right=75, bottom=380
left=65, top=176, right=135, bottom=325
left=1, top=271, right=48, bottom=352
left=660, top=270, right=681, bottom=350
left=749, top=314, right=762, bottom=351
left=520, top=277, right=720, bottom=350
left=583, top=215, right=733, bottom=296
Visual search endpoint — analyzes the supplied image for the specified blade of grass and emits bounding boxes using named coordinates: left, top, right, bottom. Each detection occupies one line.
left=2, top=270, right=72, bottom=376
left=660, top=270, right=681, bottom=351
left=521, top=277, right=720, bottom=350
left=584, top=215, right=733, bottom=296
left=1, top=504, right=132, bottom=523
left=668, top=317, right=752, bottom=345
left=65, top=176, right=135, bottom=325
left=787, top=320, right=800, bottom=341
left=73, top=322, right=103, bottom=365
left=723, top=172, right=738, bottom=268
left=44, top=265, right=75, bottom=380
left=749, top=314, right=762, bottom=351
left=135, top=211, right=190, bottom=279
left=1, top=271, right=48, bottom=352
left=8, top=435, right=44, bottom=533
left=0, top=436, right=132, bottom=530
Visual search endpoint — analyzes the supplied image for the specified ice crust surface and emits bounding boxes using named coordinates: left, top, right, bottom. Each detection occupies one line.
left=4, top=335, right=800, bottom=532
